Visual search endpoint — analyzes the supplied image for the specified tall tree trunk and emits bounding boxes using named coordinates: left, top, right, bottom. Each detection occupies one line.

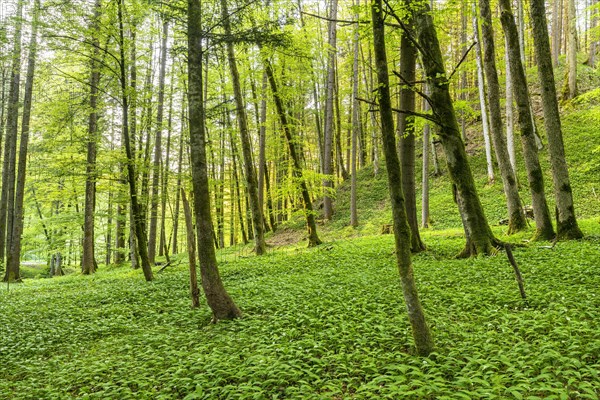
left=413, top=0, right=501, bottom=255
left=159, top=70, right=175, bottom=258
left=371, top=0, right=433, bottom=356
left=0, top=0, right=23, bottom=267
left=499, top=0, right=556, bottom=240
left=552, top=0, right=562, bottom=65
left=264, top=58, right=322, bottom=247
left=529, top=0, right=584, bottom=239
left=473, top=4, right=495, bottom=184
left=188, top=0, right=241, bottom=320
left=323, top=0, right=338, bottom=220
left=148, top=20, right=169, bottom=264
left=334, top=69, right=349, bottom=181
left=350, top=0, right=360, bottom=228
left=82, top=0, right=102, bottom=275
left=478, top=0, right=527, bottom=234
left=220, top=0, right=266, bottom=254
left=397, top=7, right=426, bottom=252
left=421, top=88, right=431, bottom=229
left=564, top=0, right=578, bottom=99
left=4, top=0, right=39, bottom=282
left=118, top=0, right=153, bottom=281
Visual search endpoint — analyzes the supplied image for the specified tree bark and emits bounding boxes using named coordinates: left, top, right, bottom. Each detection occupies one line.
left=350, top=0, right=360, bottom=228
left=413, top=0, right=501, bottom=255
left=529, top=0, right=584, bottom=239
left=499, top=0, right=556, bottom=240
left=172, top=103, right=186, bottom=255
left=478, top=0, right=528, bottom=234
left=564, top=0, right=578, bottom=99
left=505, top=41, right=517, bottom=175
left=188, top=0, right=241, bottom=320
left=181, top=189, right=200, bottom=308
left=371, top=0, right=433, bottom=356
left=4, top=0, right=39, bottom=282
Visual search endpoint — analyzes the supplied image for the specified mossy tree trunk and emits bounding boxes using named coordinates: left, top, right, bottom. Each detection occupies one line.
left=499, top=0, right=556, bottom=240
left=478, top=0, right=528, bottom=234
left=529, top=0, right=584, bottom=240
left=413, top=1, right=501, bottom=256
left=371, top=0, right=433, bottom=356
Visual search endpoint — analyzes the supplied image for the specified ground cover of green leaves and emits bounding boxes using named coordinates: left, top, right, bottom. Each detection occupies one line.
left=1, top=222, right=599, bottom=399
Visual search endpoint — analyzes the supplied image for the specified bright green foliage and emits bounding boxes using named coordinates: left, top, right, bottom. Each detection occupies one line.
left=1, top=223, right=599, bottom=398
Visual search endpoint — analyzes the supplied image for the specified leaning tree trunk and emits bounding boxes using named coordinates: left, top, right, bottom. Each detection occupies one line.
left=478, top=0, right=528, bottom=234
left=397, top=6, right=426, bottom=252
left=82, top=0, right=102, bottom=275
left=413, top=1, right=501, bottom=256
left=188, top=0, right=241, bottom=320
left=371, top=0, right=433, bottom=356
left=0, top=0, right=23, bottom=267
left=148, top=20, right=169, bottom=265
left=4, top=0, right=39, bottom=283
left=499, top=0, right=556, bottom=240
left=264, top=57, right=322, bottom=247
left=117, top=0, right=153, bottom=281
left=529, top=0, right=584, bottom=239
left=221, top=0, right=266, bottom=255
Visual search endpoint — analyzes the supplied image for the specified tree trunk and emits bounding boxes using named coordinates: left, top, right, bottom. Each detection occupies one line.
left=159, top=75, right=174, bottom=258
left=264, top=58, right=322, bottom=247
left=220, top=0, right=266, bottom=254
left=473, top=4, right=495, bottom=184
left=0, top=0, right=23, bottom=267
left=181, top=189, right=200, bottom=308
left=564, top=0, right=578, bottom=99
left=529, top=0, right=584, bottom=239
left=82, top=0, right=102, bottom=275
left=323, top=0, right=338, bottom=220
left=421, top=89, right=431, bottom=229
left=505, top=41, right=517, bottom=175
left=552, top=0, right=562, bottom=65
left=148, top=20, right=169, bottom=264
left=478, top=0, right=528, bottom=234
left=4, top=0, right=39, bottom=282
left=397, top=8, right=426, bottom=252
left=350, top=0, right=360, bottom=228
left=414, top=1, right=501, bottom=255
left=499, top=0, right=556, bottom=240
left=371, top=0, right=434, bottom=356
left=188, top=0, right=241, bottom=320
left=172, top=103, right=186, bottom=255
left=118, top=0, right=153, bottom=281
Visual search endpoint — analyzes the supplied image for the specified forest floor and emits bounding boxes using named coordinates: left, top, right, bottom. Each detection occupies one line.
left=1, top=94, right=600, bottom=399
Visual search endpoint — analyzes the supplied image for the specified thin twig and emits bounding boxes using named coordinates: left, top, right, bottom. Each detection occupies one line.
left=448, top=41, right=477, bottom=81
left=356, top=96, right=440, bottom=125
left=505, top=244, right=527, bottom=301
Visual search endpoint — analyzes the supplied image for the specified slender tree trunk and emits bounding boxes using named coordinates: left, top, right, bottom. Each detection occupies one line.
left=334, top=70, right=349, bottom=181
left=188, top=0, right=241, bottom=320
left=350, top=0, right=360, bottom=228
left=552, top=0, right=562, bottom=65
left=565, top=0, right=578, bottom=99
left=499, top=0, right=556, bottom=240
left=414, top=1, right=501, bottom=255
left=323, top=0, right=338, bottom=220
left=421, top=88, right=431, bottom=229
left=4, top=0, right=39, bottom=282
left=229, top=131, right=248, bottom=245
left=371, top=0, right=433, bottom=356
left=181, top=189, right=200, bottom=308
left=529, top=0, right=584, bottom=239
left=258, top=72, right=272, bottom=231
left=172, top=103, right=186, bottom=255
left=505, top=41, right=517, bottom=175
left=148, top=20, right=169, bottom=264
left=159, top=75, right=174, bottom=258
left=0, top=0, right=23, bottom=267
left=82, top=0, right=102, bottom=275
left=118, top=0, right=153, bottom=281
left=264, top=58, right=322, bottom=247
left=473, top=4, right=495, bottom=184
left=220, top=0, right=266, bottom=254
left=397, top=7, right=426, bottom=252
left=478, top=0, right=527, bottom=234
left=589, top=0, right=597, bottom=67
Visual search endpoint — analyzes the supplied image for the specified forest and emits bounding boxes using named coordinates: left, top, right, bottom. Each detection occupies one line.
left=0, top=0, right=599, bottom=397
